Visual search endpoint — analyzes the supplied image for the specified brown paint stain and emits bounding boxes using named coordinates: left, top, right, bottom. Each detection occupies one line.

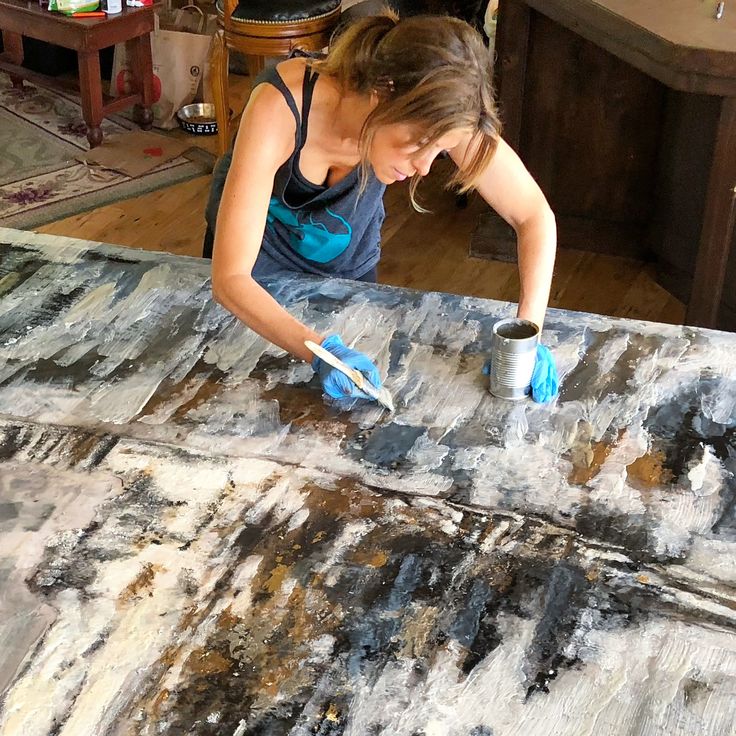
left=399, top=606, right=440, bottom=660
left=172, top=374, right=225, bottom=418
left=476, top=519, right=505, bottom=548
left=216, top=605, right=241, bottom=629
left=179, top=604, right=199, bottom=631
left=119, top=562, right=160, bottom=604
left=66, top=431, right=113, bottom=467
left=156, top=646, right=180, bottom=671
left=262, top=384, right=336, bottom=429
left=258, top=585, right=309, bottom=697
left=263, top=563, right=290, bottom=594
left=569, top=439, right=615, bottom=485
left=301, top=478, right=388, bottom=520
left=487, top=567, right=516, bottom=594
left=136, top=362, right=223, bottom=421
left=235, top=583, right=336, bottom=701
left=166, top=480, right=402, bottom=710
left=353, top=550, right=389, bottom=568
left=185, top=649, right=231, bottom=676
left=149, top=687, right=170, bottom=718
left=627, top=451, right=673, bottom=489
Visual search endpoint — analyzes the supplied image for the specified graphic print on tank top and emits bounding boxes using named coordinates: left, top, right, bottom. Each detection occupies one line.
left=267, top=197, right=353, bottom=263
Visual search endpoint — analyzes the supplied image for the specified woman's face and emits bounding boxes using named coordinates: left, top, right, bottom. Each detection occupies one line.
left=368, top=124, right=469, bottom=185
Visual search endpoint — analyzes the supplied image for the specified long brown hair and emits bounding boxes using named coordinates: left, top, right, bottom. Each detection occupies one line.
left=312, top=8, right=501, bottom=209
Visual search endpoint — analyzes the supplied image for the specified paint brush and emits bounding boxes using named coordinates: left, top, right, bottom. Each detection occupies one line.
left=305, top=340, right=395, bottom=412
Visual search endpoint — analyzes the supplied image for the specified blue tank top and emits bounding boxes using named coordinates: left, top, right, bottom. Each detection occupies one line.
left=206, top=62, right=386, bottom=280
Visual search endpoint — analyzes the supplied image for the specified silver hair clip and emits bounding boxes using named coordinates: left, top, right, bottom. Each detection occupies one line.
left=377, top=76, right=396, bottom=93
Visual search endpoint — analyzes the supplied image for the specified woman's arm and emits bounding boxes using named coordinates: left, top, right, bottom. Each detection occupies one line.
left=450, top=136, right=557, bottom=330
left=211, top=83, right=324, bottom=363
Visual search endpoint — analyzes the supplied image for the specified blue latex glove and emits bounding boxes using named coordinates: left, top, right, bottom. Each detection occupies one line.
left=531, top=344, right=559, bottom=403
left=312, top=334, right=383, bottom=401
left=481, top=345, right=559, bottom=403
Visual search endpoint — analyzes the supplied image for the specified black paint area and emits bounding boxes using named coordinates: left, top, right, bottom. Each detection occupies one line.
left=348, top=424, right=426, bottom=471
left=644, top=377, right=736, bottom=540
left=139, top=477, right=676, bottom=736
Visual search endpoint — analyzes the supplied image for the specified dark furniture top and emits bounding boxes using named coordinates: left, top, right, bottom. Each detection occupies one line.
left=0, top=0, right=154, bottom=146
left=0, top=0, right=154, bottom=51
left=527, top=0, right=736, bottom=94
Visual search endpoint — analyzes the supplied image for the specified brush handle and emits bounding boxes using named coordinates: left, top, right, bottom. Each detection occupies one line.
left=305, top=340, right=367, bottom=391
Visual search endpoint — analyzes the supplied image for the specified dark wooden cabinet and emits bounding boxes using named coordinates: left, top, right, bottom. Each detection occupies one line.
left=474, top=0, right=736, bottom=330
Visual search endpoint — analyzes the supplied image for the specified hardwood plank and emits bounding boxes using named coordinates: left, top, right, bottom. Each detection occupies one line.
left=551, top=252, right=643, bottom=317
left=616, top=267, right=683, bottom=324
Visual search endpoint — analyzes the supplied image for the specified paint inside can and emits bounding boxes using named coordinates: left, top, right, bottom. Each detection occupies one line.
left=488, top=318, right=539, bottom=400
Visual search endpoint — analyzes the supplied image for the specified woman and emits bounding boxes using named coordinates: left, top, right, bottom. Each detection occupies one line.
left=205, top=10, right=557, bottom=403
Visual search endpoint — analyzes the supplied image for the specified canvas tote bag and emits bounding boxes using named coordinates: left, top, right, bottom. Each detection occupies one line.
left=110, top=3, right=214, bottom=129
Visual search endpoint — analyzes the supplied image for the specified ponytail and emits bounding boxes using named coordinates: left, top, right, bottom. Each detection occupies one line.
left=312, top=9, right=399, bottom=92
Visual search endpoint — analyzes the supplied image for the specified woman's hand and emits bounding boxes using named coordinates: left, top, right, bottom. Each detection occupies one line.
left=481, top=344, right=559, bottom=403
left=312, top=335, right=383, bottom=400
left=531, top=345, right=559, bottom=403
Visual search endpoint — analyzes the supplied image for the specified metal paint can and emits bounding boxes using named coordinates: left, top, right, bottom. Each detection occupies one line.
left=489, top=318, right=539, bottom=400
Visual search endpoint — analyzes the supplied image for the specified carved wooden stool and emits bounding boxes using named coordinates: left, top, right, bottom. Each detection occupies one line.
left=210, top=0, right=342, bottom=156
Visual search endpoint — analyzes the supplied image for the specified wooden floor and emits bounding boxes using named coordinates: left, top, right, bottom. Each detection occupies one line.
left=36, top=73, right=685, bottom=327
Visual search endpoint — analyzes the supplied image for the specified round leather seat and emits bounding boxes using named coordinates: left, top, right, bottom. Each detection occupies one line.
left=216, top=0, right=341, bottom=23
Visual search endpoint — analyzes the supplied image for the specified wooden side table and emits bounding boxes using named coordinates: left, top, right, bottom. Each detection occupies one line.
left=484, top=0, right=736, bottom=330
left=0, top=0, right=154, bottom=148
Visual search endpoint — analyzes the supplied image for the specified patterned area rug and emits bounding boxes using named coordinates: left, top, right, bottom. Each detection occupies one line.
left=0, top=73, right=214, bottom=229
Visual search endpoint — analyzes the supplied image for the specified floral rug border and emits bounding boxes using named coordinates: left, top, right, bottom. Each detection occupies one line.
left=0, top=72, right=214, bottom=229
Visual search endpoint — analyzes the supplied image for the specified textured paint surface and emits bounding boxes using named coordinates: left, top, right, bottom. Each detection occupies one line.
left=0, top=227, right=735, bottom=736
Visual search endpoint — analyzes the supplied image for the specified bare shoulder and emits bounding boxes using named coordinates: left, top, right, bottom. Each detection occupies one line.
left=243, top=78, right=296, bottom=134
left=273, top=56, right=310, bottom=102
left=240, top=57, right=312, bottom=134
left=236, top=68, right=306, bottom=166
left=246, top=57, right=311, bottom=118
left=487, top=136, right=528, bottom=173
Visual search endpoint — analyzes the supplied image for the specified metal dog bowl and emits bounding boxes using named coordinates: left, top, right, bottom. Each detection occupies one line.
left=176, top=103, right=218, bottom=135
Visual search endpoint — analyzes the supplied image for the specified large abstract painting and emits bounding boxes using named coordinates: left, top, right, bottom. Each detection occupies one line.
left=0, top=227, right=734, bottom=735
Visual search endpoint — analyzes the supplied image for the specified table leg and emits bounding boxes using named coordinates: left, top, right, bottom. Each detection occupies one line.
left=686, top=96, right=736, bottom=328
left=1, top=31, right=25, bottom=88
left=77, top=49, right=104, bottom=148
left=127, top=34, right=154, bottom=130
left=210, top=30, right=229, bottom=157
